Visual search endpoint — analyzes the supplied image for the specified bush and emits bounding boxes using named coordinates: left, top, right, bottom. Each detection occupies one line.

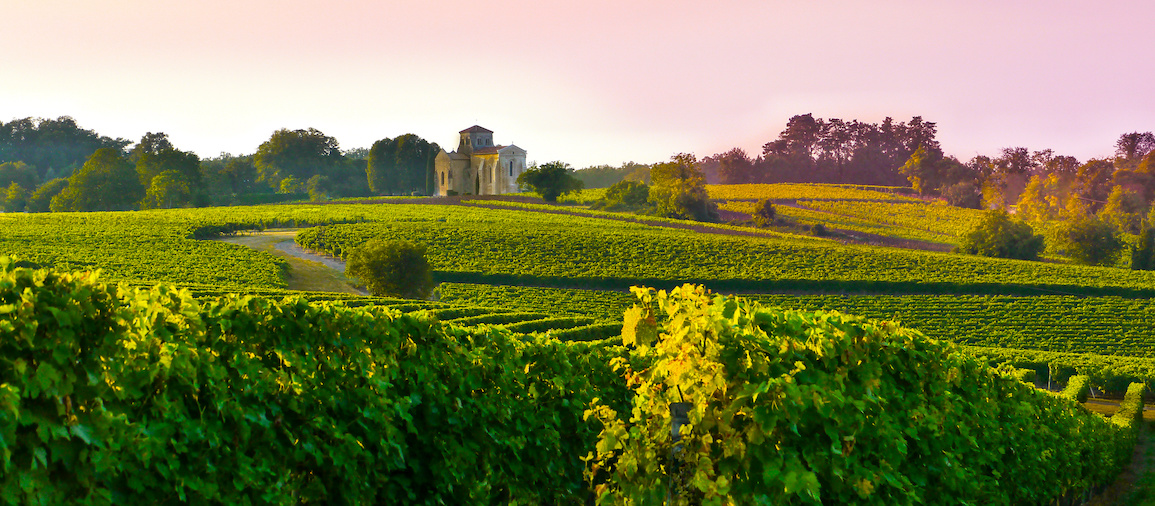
left=603, top=180, right=649, bottom=207
left=955, top=209, right=1045, bottom=260
left=942, top=181, right=982, bottom=209
left=752, top=198, right=776, bottom=227
left=1057, top=217, right=1125, bottom=266
left=345, top=239, right=434, bottom=298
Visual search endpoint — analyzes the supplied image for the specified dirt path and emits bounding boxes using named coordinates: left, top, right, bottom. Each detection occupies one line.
left=215, top=230, right=366, bottom=295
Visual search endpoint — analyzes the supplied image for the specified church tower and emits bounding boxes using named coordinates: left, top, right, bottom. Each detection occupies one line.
left=458, top=125, right=494, bottom=156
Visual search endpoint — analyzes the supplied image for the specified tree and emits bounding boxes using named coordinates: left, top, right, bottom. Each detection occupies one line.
left=307, top=174, right=330, bottom=202
left=345, top=239, right=434, bottom=299
left=140, top=171, right=194, bottom=210
left=752, top=198, right=776, bottom=227
left=516, top=161, right=583, bottom=202
left=648, top=153, right=716, bottom=221
left=1016, top=174, right=1071, bottom=221
left=941, top=181, right=982, bottom=209
left=1132, top=224, right=1155, bottom=271
left=1072, top=159, right=1116, bottom=209
left=25, top=178, right=67, bottom=213
left=601, top=180, right=650, bottom=207
left=1056, top=217, right=1124, bottom=266
left=279, top=176, right=304, bottom=194
left=955, top=209, right=1045, bottom=260
left=1115, top=132, right=1155, bottom=162
left=0, top=161, right=39, bottom=190
left=0, top=116, right=130, bottom=180
left=254, top=128, right=342, bottom=189
left=716, top=148, right=756, bottom=184
left=50, top=148, right=144, bottom=212
left=3, top=183, right=29, bottom=212
left=573, top=162, right=650, bottom=188
left=133, top=133, right=200, bottom=187
left=1098, top=185, right=1145, bottom=234
left=366, top=134, right=440, bottom=195
left=898, top=145, right=942, bottom=194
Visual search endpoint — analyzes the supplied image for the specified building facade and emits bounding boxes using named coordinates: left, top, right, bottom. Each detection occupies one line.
left=434, top=126, right=527, bottom=196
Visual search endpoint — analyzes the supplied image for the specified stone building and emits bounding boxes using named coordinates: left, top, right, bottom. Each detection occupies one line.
left=434, top=126, right=527, bottom=196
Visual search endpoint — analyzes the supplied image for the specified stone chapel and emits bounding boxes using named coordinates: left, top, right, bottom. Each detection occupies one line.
left=433, top=126, right=527, bottom=196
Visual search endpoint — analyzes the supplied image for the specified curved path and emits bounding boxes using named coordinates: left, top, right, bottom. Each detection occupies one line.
left=274, top=239, right=348, bottom=272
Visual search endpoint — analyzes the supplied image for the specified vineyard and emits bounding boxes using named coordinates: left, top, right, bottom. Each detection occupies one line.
left=0, top=261, right=1141, bottom=504
left=2, top=181, right=1154, bottom=503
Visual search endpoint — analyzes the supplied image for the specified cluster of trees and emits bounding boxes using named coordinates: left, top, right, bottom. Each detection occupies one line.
left=704, top=114, right=944, bottom=187
left=571, top=162, right=650, bottom=188
left=0, top=117, right=442, bottom=213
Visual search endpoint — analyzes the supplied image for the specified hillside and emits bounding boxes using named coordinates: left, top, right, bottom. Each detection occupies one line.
left=0, top=260, right=1142, bottom=504
left=3, top=182, right=1155, bottom=502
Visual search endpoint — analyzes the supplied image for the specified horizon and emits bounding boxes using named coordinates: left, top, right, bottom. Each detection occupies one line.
left=4, top=1, right=1153, bottom=168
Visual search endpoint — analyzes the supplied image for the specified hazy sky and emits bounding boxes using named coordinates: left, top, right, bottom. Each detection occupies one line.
left=3, top=1, right=1153, bottom=168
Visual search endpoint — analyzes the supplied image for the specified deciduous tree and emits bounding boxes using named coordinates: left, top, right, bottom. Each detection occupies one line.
left=50, top=148, right=143, bottom=212
left=516, top=161, right=583, bottom=202
left=25, top=178, right=67, bottom=213
left=254, top=128, right=342, bottom=189
left=648, top=153, right=717, bottom=221
left=366, top=134, right=439, bottom=195
left=956, top=209, right=1045, bottom=260
left=1056, top=217, right=1124, bottom=266
left=140, top=170, right=193, bottom=210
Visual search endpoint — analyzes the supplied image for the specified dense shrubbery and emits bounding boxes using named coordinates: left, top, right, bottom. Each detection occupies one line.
left=590, top=180, right=650, bottom=212
left=0, top=258, right=630, bottom=504
left=1053, top=216, right=1125, bottom=266
left=752, top=198, right=776, bottom=227
left=344, top=238, right=434, bottom=298
left=955, top=209, right=1045, bottom=260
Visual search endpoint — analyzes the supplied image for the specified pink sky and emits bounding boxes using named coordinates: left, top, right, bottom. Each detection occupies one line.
left=3, top=0, right=1153, bottom=168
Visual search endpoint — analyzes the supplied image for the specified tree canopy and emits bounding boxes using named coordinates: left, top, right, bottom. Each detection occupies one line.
left=648, top=153, right=716, bottom=221
left=0, top=116, right=130, bottom=180
left=955, top=210, right=1045, bottom=261
left=254, top=128, right=343, bottom=189
left=366, top=134, right=439, bottom=195
left=50, top=148, right=144, bottom=212
left=516, top=161, right=584, bottom=202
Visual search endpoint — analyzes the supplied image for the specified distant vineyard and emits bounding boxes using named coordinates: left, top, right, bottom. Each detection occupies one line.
left=441, top=283, right=1155, bottom=364
left=706, top=183, right=921, bottom=202
left=7, top=204, right=1151, bottom=298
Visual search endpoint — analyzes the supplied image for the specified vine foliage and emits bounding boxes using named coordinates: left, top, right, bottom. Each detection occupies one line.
left=585, top=284, right=1135, bottom=505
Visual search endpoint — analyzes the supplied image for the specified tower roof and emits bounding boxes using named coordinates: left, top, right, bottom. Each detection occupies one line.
left=459, top=125, right=493, bottom=134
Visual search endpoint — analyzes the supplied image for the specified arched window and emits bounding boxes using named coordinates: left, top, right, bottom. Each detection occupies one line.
left=441, top=172, right=446, bottom=186
left=509, top=160, right=513, bottom=176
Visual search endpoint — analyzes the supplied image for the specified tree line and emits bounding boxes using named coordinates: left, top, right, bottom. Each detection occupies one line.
left=0, top=117, right=441, bottom=212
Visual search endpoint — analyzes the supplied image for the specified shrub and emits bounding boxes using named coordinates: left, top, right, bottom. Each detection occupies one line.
left=603, top=180, right=649, bottom=207
left=955, top=209, right=1045, bottom=260
left=1057, top=217, right=1125, bottom=266
left=345, top=239, right=434, bottom=298
left=941, top=181, right=982, bottom=209
left=752, top=198, right=776, bottom=227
